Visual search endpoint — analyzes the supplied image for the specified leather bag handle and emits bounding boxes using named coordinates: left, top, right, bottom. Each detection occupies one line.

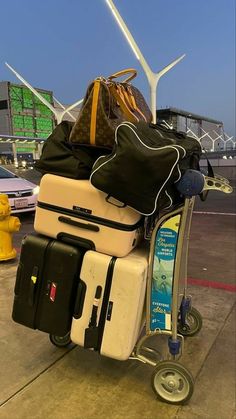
left=108, top=68, right=137, bottom=83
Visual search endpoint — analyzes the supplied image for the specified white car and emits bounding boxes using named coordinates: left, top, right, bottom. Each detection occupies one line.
left=0, top=166, right=39, bottom=214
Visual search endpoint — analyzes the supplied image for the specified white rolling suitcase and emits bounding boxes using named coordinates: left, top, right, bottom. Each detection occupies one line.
left=34, top=174, right=143, bottom=257
left=71, top=244, right=149, bottom=361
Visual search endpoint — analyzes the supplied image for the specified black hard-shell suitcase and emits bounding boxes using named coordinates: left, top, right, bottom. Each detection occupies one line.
left=12, top=234, right=85, bottom=336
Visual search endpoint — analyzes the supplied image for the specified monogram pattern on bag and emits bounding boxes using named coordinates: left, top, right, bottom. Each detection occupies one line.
left=69, top=76, right=152, bottom=148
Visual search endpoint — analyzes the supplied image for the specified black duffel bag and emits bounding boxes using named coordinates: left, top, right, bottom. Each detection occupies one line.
left=90, top=121, right=202, bottom=216
left=35, top=121, right=110, bottom=179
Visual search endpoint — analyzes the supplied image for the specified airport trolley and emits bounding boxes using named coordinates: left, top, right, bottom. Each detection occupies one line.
left=50, top=171, right=232, bottom=405
left=129, top=171, right=232, bottom=404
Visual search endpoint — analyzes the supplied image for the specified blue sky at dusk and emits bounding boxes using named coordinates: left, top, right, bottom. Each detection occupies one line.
left=0, top=0, right=235, bottom=135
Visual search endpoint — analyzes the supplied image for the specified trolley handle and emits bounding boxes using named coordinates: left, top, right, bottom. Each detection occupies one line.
left=176, top=170, right=233, bottom=198
left=203, top=175, right=233, bottom=193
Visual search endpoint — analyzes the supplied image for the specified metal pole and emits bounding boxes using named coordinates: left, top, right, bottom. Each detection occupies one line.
left=35, top=142, right=44, bottom=159
left=12, top=142, right=18, bottom=165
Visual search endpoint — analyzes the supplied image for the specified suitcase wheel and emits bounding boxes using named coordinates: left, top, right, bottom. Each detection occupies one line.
left=49, top=332, right=72, bottom=348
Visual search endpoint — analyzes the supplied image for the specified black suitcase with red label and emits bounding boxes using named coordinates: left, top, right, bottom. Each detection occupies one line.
left=12, top=234, right=85, bottom=336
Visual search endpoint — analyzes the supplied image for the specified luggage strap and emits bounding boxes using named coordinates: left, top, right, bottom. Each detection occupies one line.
left=109, top=83, right=138, bottom=122
left=90, top=80, right=100, bottom=145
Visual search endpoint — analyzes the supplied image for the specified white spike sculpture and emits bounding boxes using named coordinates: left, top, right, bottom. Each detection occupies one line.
left=5, top=62, right=83, bottom=124
left=53, top=96, right=77, bottom=121
left=105, top=0, right=186, bottom=123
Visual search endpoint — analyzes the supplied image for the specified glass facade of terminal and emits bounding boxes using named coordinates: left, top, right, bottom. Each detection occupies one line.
left=0, top=82, right=55, bottom=138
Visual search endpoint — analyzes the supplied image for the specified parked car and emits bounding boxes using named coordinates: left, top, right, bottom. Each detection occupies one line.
left=0, top=166, right=39, bottom=214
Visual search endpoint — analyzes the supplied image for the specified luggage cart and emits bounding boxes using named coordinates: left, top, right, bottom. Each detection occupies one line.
left=129, top=171, right=233, bottom=404
left=49, top=171, right=232, bottom=404
left=129, top=196, right=198, bottom=404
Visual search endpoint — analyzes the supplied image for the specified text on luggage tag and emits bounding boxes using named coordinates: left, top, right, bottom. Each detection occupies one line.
left=73, top=205, right=92, bottom=215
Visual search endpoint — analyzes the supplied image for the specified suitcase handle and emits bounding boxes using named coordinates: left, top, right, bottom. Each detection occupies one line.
left=105, top=194, right=127, bottom=208
left=57, top=232, right=95, bottom=250
left=73, top=280, right=87, bottom=319
left=58, top=216, right=100, bottom=232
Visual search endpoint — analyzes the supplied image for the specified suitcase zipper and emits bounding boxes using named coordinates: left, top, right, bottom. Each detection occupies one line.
left=37, top=201, right=143, bottom=231
left=33, top=240, right=54, bottom=329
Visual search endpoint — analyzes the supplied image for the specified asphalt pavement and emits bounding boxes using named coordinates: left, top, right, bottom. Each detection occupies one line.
left=0, top=165, right=235, bottom=419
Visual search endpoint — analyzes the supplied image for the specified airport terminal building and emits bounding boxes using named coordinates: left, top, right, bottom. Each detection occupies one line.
left=156, top=107, right=231, bottom=151
left=0, top=81, right=235, bottom=163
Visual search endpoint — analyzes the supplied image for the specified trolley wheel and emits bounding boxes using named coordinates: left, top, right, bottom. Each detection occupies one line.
left=151, top=360, right=194, bottom=405
left=49, top=332, right=72, bottom=348
left=178, top=307, right=203, bottom=337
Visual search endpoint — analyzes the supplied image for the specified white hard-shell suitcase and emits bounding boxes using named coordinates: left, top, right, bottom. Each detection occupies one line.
left=71, top=244, right=149, bottom=361
left=34, top=174, right=143, bottom=257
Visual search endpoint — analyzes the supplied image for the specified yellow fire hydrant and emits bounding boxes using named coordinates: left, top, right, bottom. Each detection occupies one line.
left=0, top=194, right=21, bottom=261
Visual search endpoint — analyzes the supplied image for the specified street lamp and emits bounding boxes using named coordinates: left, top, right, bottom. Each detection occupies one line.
left=105, top=0, right=186, bottom=123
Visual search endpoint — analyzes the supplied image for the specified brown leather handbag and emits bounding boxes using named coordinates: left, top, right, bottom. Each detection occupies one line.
left=69, top=68, right=153, bottom=148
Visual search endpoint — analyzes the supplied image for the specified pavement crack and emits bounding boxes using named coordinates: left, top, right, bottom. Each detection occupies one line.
left=195, top=300, right=236, bottom=379
left=0, top=344, right=77, bottom=409
left=174, top=301, right=236, bottom=418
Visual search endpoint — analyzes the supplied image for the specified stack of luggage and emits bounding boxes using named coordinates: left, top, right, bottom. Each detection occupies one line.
left=12, top=68, right=203, bottom=360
